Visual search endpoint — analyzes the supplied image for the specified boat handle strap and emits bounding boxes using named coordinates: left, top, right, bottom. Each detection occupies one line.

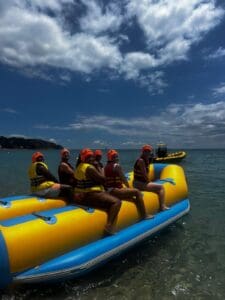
left=160, top=178, right=176, bottom=185
left=32, top=212, right=51, bottom=222
left=0, top=200, right=8, bottom=206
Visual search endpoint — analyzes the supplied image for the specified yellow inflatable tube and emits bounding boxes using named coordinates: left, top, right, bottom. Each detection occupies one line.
left=0, top=164, right=188, bottom=275
left=0, top=196, right=66, bottom=221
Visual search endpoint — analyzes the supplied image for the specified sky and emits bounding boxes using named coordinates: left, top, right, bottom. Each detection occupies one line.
left=1, top=0, right=225, bottom=149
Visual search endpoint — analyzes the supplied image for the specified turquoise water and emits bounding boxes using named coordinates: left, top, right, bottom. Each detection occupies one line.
left=0, top=149, right=225, bottom=299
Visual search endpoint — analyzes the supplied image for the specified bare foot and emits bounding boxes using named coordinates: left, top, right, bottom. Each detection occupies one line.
left=160, top=205, right=170, bottom=211
left=144, top=214, right=154, bottom=220
left=103, top=226, right=115, bottom=237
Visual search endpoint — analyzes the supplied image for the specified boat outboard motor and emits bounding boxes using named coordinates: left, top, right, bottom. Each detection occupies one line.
left=157, top=143, right=167, bottom=158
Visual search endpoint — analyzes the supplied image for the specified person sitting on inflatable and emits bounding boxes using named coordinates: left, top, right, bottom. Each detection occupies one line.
left=58, top=148, right=76, bottom=187
left=93, top=149, right=104, bottom=174
left=133, top=145, right=169, bottom=211
left=104, top=149, right=153, bottom=219
left=28, top=151, right=75, bottom=202
left=74, top=148, right=121, bottom=236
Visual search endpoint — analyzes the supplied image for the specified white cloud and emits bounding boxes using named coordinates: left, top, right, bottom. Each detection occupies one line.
left=121, top=141, right=145, bottom=147
left=0, top=0, right=224, bottom=93
left=138, top=72, right=168, bottom=94
left=0, top=1, right=122, bottom=72
left=29, top=0, right=73, bottom=12
left=122, top=52, right=158, bottom=79
left=79, top=0, right=123, bottom=34
left=36, top=101, right=225, bottom=147
left=21, top=68, right=55, bottom=81
left=126, top=0, right=224, bottom=64
left=1, top=108, right=19, bottom=114
left=49, top=138, right=57, bottom=143
left=212, top=83, right=225, bottom=96
left=9, top=134, right=27, bottom=138
left=127, top=0, right=223, bottom=60
left=59, top=73, right=71, bottom=82
left=208, top=47, right=225, bottom=59
left=93, top=140, right=107, bottom=147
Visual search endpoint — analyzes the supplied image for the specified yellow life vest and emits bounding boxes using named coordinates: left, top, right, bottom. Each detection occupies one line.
left=28, top=162, right=55, bottom=192
left=74, top=163, right=104, bottom=193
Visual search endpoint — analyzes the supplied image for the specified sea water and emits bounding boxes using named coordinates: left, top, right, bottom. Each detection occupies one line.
left=0, top=149, right=225, bottom=299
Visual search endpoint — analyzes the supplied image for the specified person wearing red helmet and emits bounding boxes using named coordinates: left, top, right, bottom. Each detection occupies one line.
left=58, top=148, right=76, bottom=187
left=133, top=145, right=169, bottom=211
left=28, top=151, right=75, bottom=202
left=93, top=149, right=104, bottom=174
left=104, top=149, right=152, bottom=220
left=74, top=148, right=121, bottom=236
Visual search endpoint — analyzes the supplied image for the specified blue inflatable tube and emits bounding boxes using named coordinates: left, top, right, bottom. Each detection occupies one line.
left=0, top=232, right=12, bottom=289
left=13, top=198, right=190, bottom=285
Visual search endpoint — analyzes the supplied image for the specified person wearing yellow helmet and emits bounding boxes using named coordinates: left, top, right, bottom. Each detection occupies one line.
left=104, top=149, right=153, bottom=220
left=133, top=145, right=169, bottom=211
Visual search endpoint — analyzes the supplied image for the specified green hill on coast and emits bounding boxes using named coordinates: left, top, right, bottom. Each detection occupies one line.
left=0, top=136, right=63, bottom=149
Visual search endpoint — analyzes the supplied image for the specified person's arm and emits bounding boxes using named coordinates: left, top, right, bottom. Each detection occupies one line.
left=114, top=164, right=129, bottom=188
left=92, top=161, right=104, bottom=175
left=137, top=159, right=149, bottom=182
left=86, top=166, right=105, bottom=185
left=36, top=163, right=59, bottom=183
left=60, top=162, right=74, bottom=176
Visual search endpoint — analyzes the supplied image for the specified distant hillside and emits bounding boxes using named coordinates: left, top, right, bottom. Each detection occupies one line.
left=0, top=136, right=63, bottom=149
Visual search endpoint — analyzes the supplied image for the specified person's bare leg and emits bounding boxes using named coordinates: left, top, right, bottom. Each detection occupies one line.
left=158, top=186, right=169, bottom=211
left=73, top=192, right=121, bottom=235
left=146, top=183, right=169, bottom=211
left=104, top=194, right=121, bottom=234
left=131, top=188, right=154, bottom=219
left=110, top=188, right=154, bottom=219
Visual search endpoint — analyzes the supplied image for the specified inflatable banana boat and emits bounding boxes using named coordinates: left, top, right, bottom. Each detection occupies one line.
left=0, top=164, right=190, bottom=289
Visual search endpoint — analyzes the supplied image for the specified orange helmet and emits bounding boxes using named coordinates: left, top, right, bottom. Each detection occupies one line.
left=107, top=149, right=118, bottom=161
left=142, top=144, right=153, bottom=153
left=61, top=148, right=70, bottom=157
left=32, top=152, right=44, bottom=163
left=94, top=149, right=102, bottom=157
left=80, top=148, right=94, bottom=162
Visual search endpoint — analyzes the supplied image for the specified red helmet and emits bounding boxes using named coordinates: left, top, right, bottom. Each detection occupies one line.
left=61, top=148, right=70, bottom=157
left=32, top=152, right=44, bottom=163
left=94, top=149, right=102, bottom=157
left=107, top=149, right=118, bottom=161
left=80, top=148, right=94, bottom=162
left=142, top=144, right=153, bottom=153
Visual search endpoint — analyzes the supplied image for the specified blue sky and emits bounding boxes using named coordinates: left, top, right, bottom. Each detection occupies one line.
left=1, top=0, right=225, bottom=149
